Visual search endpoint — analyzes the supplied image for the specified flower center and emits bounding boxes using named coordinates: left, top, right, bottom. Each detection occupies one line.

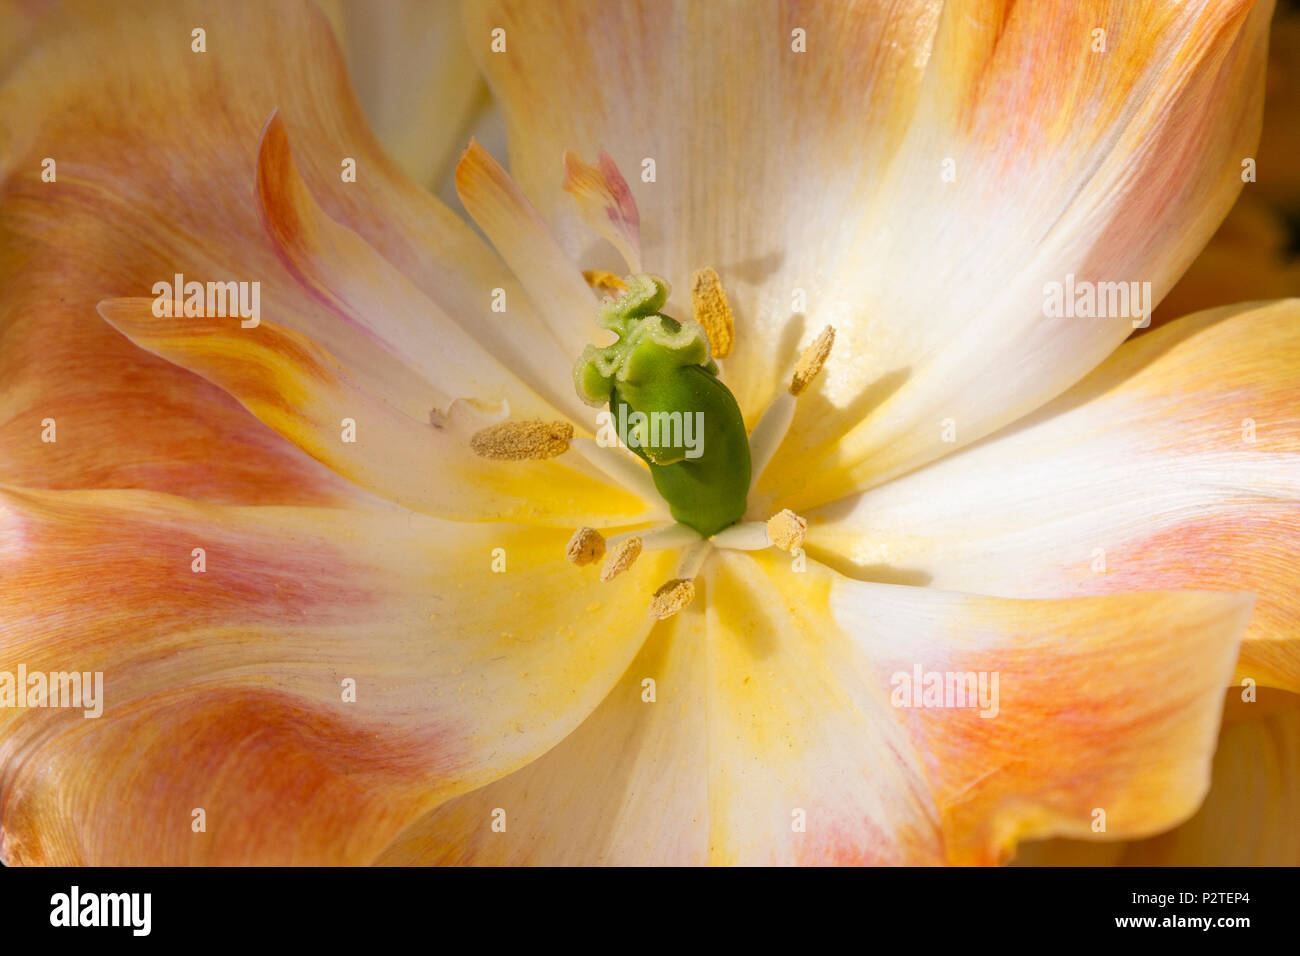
left=468, top=268, right=833, bottom=619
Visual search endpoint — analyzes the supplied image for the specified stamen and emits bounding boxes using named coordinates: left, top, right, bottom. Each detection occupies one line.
left=649, top=579, right=695, bottom=619
left=690, top=267, right=735, bottom=359
left=647, top=539, right=713, bottom=619
left=789, top=326, right=835, bottom=396
left=568, top=437, right=663, bottom=510
left=607, top=522, right=701, bottom=553
left=766, top=509, right=807, bottom=552
left=747, top=325, right=837, bottom=491
left=470, top=419, right=573, bottom=460
left=747, top=393, right=796, bottom=492
left=678, top=539, right=714, bottom=580
left=600, top=535, right=643, bottom=582
left=582, top=270, right=628, bottom=296
left=430, top=396, right=511, bottom=431
left=710, top=521, right=773, bottom=551
left=565, top=527, right=606, bottom=566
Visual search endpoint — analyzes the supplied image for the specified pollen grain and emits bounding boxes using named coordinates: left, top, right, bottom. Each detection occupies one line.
left=766, top=509, right=807, bottom=552
left=649, top=578, right=696, bottom=619
left=599, top=535, right=643, bottom=582
left=789, top=326, right=835, bottom=396
left=470, top=419, right=573, bottom=460
left=691, top=267, right=735, bottom=359
left=566, top=526, right=607, bottom=566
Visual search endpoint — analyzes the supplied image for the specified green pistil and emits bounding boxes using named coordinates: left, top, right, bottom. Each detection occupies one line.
left=575, top=274, right=751, bottom=538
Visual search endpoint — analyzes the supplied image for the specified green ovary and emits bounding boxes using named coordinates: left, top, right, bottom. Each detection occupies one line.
left=575, top=274, right=751, bottom=538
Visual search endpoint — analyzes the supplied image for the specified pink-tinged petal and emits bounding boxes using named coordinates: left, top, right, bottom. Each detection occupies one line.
left=1, top=687, right=446, bottom=868
left=1016, top=689, right=1300, bottom=865
left=0, top=5, right=366, bottom=507
left=466, top=0, right=1271, bottom=504
left=96, top=300, right=651, bottom=525
left=763, top=0, right=1275, bottom=507
left=0, top=487, right=671, bottom=864
left=824, top=559, right=1254, bottom=865
left=809, top=299, right=1300, bottom=693
left=0, top=298, right=366, bottom=506
left=455, top=140, right=599, bottom=361
left=375, top=549, right=1251, bottom=865
left=0, top=0, right=570, bottom=499
left=256, top=111, right=581, bottom=422
left=375, top=606, right=712, bottom=865
left=562, top=150, right=642, bottom=272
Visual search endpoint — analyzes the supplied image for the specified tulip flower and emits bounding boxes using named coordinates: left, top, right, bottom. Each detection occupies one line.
left=0, top=0, right=1295, bottom=866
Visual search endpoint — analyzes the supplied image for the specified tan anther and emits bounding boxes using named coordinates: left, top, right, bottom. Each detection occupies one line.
left=789, top=326, right=835, bottom=396
left=649, top=578, right=696, bottom=619
left=599, top=536, right=643, bottom=582
left=470, top=419, right=573, bottom=460
left=565, top=527, right=606, bottom=566
left=691, top=267, right=735, bottom=359
left=583, top=270, right=629, bottom=296
left=766, top=509, right=807, bottom=552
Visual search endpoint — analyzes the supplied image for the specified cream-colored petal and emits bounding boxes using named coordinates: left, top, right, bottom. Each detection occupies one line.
left=375, top=548, right=1250, bottom=864
left=0, top=487, right=671, bottom=864
left=97, top=299, right=651, bottom=525
left=1154, top=194, right=1300, bottom=326
left=374, top=605, right=711, bottom=865
left=462, top=0, right=944, bottom=419
left=255, top=111, right=578, bottom=421
left=464, top=0, right=1272, bottom=508
left=703, top=552, right=946, bottom=865
left=0, top=0, right=404, bottom=505
left=374, top=551, right=947, bottom=866
left=455, top=140, right=600, bottom=363
left=1155, top=2, right=1300, bottom=325
left=1111, top=689, right=1300, bottom=865
left=763, top=0, right=1275, bottom=508
left=0, top=288, right=366, bottom=507
left=317, top=0, right=488, bottom=192
left=810, top=300, right=1300, bottom=693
